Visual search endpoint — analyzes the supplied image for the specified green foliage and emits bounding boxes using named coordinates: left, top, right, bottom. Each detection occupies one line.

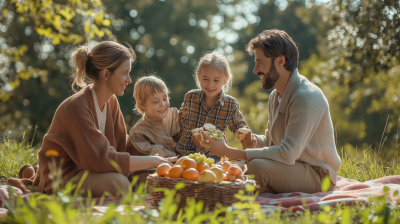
left=0, top=0, right=258, bottom=145
left=2, top=133, right=400, bottom=222
left=299, top=0, right=400, bottom=150
left=0, top=132, right=38, bottom=180
left=0, top=0, right=113, bottom=101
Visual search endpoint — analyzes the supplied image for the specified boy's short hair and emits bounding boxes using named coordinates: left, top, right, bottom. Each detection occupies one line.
left=193, top=51, right=233, bottom=93
left=133, top=75, right=170, bottom=115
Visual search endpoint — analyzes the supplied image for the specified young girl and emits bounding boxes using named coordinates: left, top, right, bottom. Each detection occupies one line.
left=176, top=51, right=249, bottom=154
left=129, top=76, right=184, bottom=157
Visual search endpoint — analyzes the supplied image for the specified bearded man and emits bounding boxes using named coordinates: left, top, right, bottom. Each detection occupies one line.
left=200, top=29, right=341, bottom=193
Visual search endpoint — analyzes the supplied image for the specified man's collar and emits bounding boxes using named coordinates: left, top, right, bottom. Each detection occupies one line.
left=198, top=90, right=225, bottom=106
left=278, top=69, right=300, bottom=114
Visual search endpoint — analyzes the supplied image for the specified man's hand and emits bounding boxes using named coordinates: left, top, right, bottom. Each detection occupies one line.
left=199, top=129, right=229, bottom=157
left=251, top=134, right=258, bottom=148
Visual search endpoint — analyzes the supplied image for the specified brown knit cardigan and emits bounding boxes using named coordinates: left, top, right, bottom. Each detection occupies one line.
left=32, top=86, right=139, bottom=194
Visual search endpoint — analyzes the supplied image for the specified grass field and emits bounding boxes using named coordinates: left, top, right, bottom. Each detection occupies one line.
left=1, top=135, right=400, bottom=223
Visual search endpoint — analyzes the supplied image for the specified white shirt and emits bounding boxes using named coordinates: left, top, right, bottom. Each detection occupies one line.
left=91, top=87, right=107, bottom=135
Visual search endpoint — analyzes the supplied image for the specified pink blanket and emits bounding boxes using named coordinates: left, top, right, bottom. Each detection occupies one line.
left=1, top=176, right=400, bottom=218
left=254, top=176, right=400, bottom=214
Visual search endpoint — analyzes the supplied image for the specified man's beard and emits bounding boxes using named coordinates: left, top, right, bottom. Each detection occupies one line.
left=259, top=62, right=280, bottom=91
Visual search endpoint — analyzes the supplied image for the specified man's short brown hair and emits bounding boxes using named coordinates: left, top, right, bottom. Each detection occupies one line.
left=246, top=29, right=299, bottom=71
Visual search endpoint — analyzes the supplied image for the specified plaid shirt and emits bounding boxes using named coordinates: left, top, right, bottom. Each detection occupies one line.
left=176, top=89, right=248, bottom=154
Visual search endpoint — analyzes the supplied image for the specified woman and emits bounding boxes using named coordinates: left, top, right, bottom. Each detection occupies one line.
left=31, top=41, right=176, bottom=197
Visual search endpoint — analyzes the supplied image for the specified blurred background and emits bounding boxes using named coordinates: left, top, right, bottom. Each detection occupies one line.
left=0, top=0, right=399, bottom=155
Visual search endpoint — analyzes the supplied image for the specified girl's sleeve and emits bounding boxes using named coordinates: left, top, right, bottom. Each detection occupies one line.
left=227, top=102, right=249, bottom=137
left=129, top=132, right=176, bottom=157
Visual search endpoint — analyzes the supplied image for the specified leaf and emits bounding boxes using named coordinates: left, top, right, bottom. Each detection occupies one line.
left=321, top=175, right=331, bottom=192
left=383, top=186, right=389, bottom=193
left=109, top=159, right=123, bottom=174
left=52, top=37, right=61, bottom=45
left=174, top=182, right=185, bottom=190
left=245, top=184, right=255, bottom=192
left=340, top=207, right=350, bottom=224
left=102, top=19, right=111, bottom=26
left=2, top=9, right=8, bottom=17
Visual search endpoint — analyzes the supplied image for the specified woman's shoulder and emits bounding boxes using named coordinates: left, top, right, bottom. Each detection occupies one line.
left=57, top=87, right=92, bottom=114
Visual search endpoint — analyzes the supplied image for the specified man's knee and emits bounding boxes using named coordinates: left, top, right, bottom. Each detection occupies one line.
left=247, top=159, right=276, bottom=175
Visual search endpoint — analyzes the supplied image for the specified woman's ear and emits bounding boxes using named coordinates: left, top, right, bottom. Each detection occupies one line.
left=100, top=69, right=111, bottom=81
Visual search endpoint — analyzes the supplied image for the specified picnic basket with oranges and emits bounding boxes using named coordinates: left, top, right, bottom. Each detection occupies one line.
left=148, top=151, right=256, bottom=210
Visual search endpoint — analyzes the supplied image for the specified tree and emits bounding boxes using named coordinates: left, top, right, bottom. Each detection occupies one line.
left=0, top=0, right=114, bottom=100
left=0, top=0, right=256, bottom=144
left=300, top=0, right=400, bottom=150
left=0, top=0, right=114, bottom=139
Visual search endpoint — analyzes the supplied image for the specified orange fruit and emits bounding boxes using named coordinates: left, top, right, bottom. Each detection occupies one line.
left=21, top=165, right=35, bottom=179
left=223, top=172, right=235, bottom=182
left=235, top=175, right=244, bottom=181
left=228, top=165, right=242, bottom=176
left=175, top=156, right=188, bottom=166
left=156, top=163, right=171, bottom=177
left=222, top=161, right=230, bottom=172
left=196, top=162, right=210, bottom=172
left=168, top=165, right=184, bottom=179
left=223, top=173, right=228, bottom=181
left=181, top=158, right=197, bottom=170
left=182, top=168, right=199, bottom=181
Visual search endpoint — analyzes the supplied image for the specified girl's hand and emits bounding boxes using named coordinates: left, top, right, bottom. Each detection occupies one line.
left=199, top=129, right=229, bottom=157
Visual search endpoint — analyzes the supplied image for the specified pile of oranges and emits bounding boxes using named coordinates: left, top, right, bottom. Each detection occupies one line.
left=155, top=155, right=245, bottom=183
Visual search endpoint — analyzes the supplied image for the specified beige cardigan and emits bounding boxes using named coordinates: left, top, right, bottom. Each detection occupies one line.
left=33, top=86, right=138, bottom=194
left=246, top=69, right=341, bottom=185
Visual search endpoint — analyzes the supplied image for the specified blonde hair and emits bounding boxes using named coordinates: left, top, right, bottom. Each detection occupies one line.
left=194, top=51, right=233, bottom=93
left=69, top=41, right=136, bottom=92
left=133, top=75, right=170, bottom=115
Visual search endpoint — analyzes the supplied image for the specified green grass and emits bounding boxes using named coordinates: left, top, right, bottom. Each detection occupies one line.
left=2, top=135, right=400, bottom=223
left=0, top=134, right=39, bottom=184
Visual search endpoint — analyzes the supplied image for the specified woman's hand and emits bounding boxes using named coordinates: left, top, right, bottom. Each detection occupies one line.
left=199, top=129, right=229, bottom=157
left=150, top=155, right=178, bottom=167
left=130, top=155, right=178, bottom=172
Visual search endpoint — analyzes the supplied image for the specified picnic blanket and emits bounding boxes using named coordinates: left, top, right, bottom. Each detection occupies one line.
left=1, top=175, right=400, bottom=218
left=255, top=175, right=400, bottom=214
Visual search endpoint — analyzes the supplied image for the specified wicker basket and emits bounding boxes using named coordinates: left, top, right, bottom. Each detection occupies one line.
left=147, top=173, right=256, bottom=210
